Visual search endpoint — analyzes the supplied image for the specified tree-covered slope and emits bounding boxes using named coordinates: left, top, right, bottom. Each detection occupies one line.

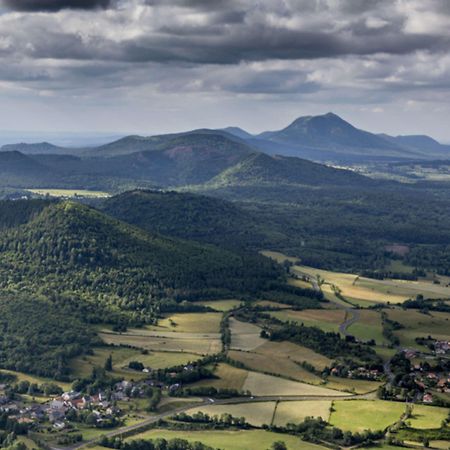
left=205, top=152, right=374, bottom=188
left=101, top=190, right=276, bottom=250
left=0, top=293, right=98, bottom=379
left=0, top=202, right=281, bottom=320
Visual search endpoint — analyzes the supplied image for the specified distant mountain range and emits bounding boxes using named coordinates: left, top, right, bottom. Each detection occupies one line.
left=3, top=113, right=449, bottom=165
left=241, top=113, right=450, bottom=162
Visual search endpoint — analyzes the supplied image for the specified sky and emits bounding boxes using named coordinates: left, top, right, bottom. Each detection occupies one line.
left=0, top=0, right=450, bottom=141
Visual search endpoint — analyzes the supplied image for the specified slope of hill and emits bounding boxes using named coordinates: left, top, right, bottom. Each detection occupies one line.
left=221, top=127, right=254, bottom=139
left=0, top=142, right=80, bottom=155
left=0, top=201, right=281, bottom=318
left=0, top=151, right=56, bottom=186
left=101, top=190, right=276, bottom=250
left=204, top=152, right=374, bottom=189
left=381, top=134, right=450, bottom=155
left=252, top=113, right=448, bottom=162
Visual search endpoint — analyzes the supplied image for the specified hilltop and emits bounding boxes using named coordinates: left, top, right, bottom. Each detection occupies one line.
left=0, top=201, right=282, bottom=320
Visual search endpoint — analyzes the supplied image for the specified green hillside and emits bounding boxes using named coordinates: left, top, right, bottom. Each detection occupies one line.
left=205, top=152, right=373, bottom=188
left=0, top=202, right=281, bottom=321
left=101, top=190, right=277, bottom=250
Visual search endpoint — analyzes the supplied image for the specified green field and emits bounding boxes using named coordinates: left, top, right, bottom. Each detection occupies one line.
left=188, top=401, right=276, bottom=427
left=0, top=369, right=72, bottom=391
left=325, top=376, right=382, bottom=395
left=243, top=372, right=346, bottom=397
left=229, top=318, right=266, bottom=351
left=99, top=328, right=221, bottom=355
left=27, top=188, right=110, bottom=198
left=269, top=309, right=344, bottom=334
left=273, top=400, right=332, bottom=426
left=228, top=340, right=331, bottom=384
left=386, top=308, right=450, bottom=348
left=293, top=263, right=450, bottom=303
left=190, top=363, right=249, bottom=390
left=347, top=310, right=386, bottom=344
left=121, top=428, right=327, bottom=450
left=149, top=312, right=222, bottom=333
left=407, top=404, right=450, bottom=429
left=329, top=400, right=406, bottom=432
left=197, top=299, right=242, bottom=311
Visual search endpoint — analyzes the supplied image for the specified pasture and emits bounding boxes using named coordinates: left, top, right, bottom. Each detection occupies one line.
left=190, top=363, right=249, bottom=391
left=27, top=188, right=110, bottom=198
left=269, top=309, right=344, bottom=334
left=242, top=372, right=347, bottom=397
left=329, top=400, right=406, bottom=432
left=273, top=400, right=332, bottom=426
left=347, top=310, right=385, bottom=344
left=188, top=401, right=276, bottom=427
left=407, top=404, right=449, bottom=429
left=228, top=340, right=331, bottom=384
left=386, top=308, right=450, bottom=348
left=99, top=329, right=222, bottom=355
left=197, top=299, right=242, bottom=311
left=149, top=312, right=222, bottom=334
left=294, top=264, right=450, bottom=303
left=123, top=429, right=326, bottom=450
left=0, top=369, right=72, bottom=391
left=229, top=318, right=266, bottom=351
left=325, top=376, right=382, bottom=395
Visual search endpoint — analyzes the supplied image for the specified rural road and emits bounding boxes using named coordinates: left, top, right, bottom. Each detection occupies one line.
left=338, top=308, right=360, bottom=337
left=50, top=391, right=376, bottom=450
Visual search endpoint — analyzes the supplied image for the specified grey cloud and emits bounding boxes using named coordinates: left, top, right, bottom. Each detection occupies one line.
left=1, top=0, right=111, bottom=12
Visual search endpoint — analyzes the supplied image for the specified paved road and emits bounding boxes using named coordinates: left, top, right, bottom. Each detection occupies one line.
left=338, top=308, right=360, bottom=337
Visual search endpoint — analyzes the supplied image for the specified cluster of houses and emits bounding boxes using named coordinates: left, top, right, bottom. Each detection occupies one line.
left=329, top=365, right=383, bottom=381
left=434, top=340, right=450, bottom=356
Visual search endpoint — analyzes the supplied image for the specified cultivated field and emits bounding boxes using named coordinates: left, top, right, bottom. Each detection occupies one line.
left=386, top=308, right=450, bottom=348
left=0, top=369, right=72, bottom=391
left=329, top=400, right=406, bottom=432
left=228, top=340, right=331, bottom=384
left=122, top=429, right=326, bottom=450
left=197, top=299, right=242, bottom=311
left=27, top=188, right=110, bottom=198
left=149, top=312, right=222, bottom=334
left=269, top=309, right=344, bottom=334
left=243, top=372, right=347, bottom=397
left=99, top=329, right=221, bottom=355
left=293, top=264, right=450, bottom=303
left=190, top=363, right=249, bottom=391
left=229, top=318, right=266, bottom=351
left=188, top=401, right=276, bottom=427
left=273, top=400, right=332, bottom=426
left=262, top=250, right=300, bottom=264
left=407, top=404, right=450, bottom=429
left=347, top=310, right=385, bottom=344
left=325, top=376, right=383, bottom=395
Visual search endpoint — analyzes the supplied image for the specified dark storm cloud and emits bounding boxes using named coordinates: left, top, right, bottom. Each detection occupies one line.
left=1, top=0, right=111, bottom=11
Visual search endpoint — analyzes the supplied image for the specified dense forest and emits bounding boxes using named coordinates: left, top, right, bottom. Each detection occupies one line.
left=0, top=294, right=98, bottom=378
left=0, top=201, right=282, bottom=321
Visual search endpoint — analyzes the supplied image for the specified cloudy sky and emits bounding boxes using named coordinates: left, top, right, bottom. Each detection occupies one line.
left=0, top=0, right=450, bottom=141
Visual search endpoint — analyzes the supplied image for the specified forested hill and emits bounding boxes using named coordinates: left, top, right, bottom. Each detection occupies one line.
left=101, top=190, right=275, bottom=250
left=0, top=201, right=282, bottom=320
left=204, top=152, right=375, bottom=188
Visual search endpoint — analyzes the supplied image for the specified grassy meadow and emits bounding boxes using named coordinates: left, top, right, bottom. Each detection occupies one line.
left=148, top=312, right=222, bottom=334
left=121, top=428, right=326, bottom=450
left=269, top=309, right=344, bottom=334
left=242, top=372, right=346, bottom=397
left=329, top=400, right=406, bottom=432
left=27, top=188, right=110, bottom=198
left=229, top=318, right=266, bottom=351
left=273, top=400, right=332, bottom=426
